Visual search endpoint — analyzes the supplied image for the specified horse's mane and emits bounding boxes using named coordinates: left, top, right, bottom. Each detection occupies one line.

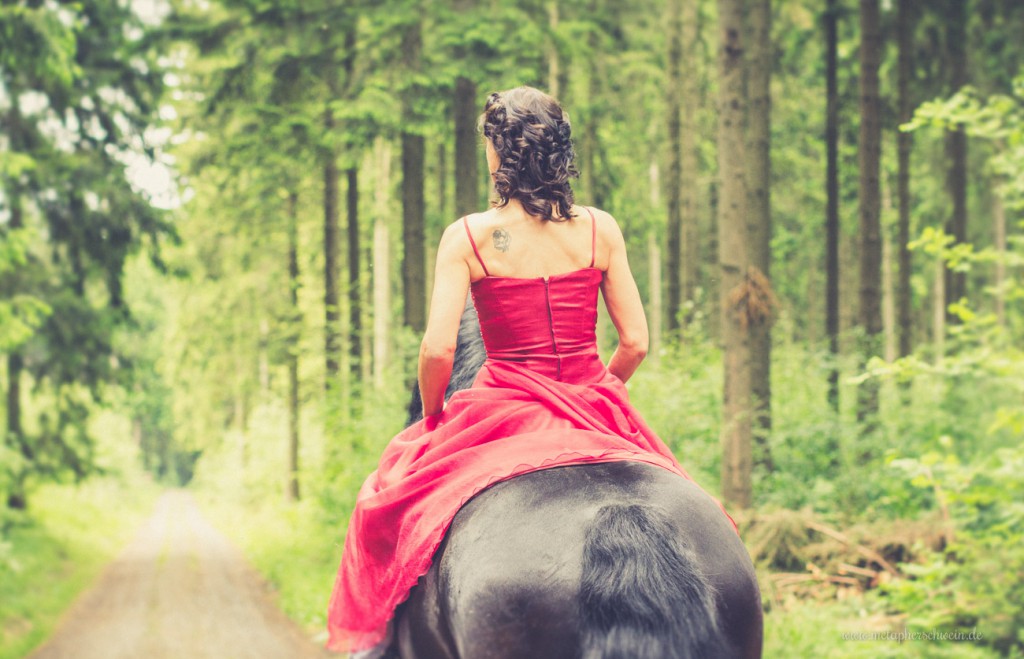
left=406, top=296, right=487, bottom=425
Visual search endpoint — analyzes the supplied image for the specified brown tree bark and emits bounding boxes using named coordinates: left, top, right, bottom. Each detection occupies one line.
left=347, top=167, right=361, bottom=382
left=548, top=1, right=560, bottom=98
left=944, top=0, right=969, bottom=315
left=323, top=36, right=342, bottom=387
left=680, top=0, right=699, bottom=324
left=6, top=176, right=27, bottom=509
left=453, top=0, right=479, bottom=217
left=323, top=153, right=341, bottom=386
left=402, top=21, right=427, bottom=332
left=857, top=0, right=884, bottom=442
left=583, top=0, right=604, bottom=210
left=747, top=0, right=773, bottom=472
left=666, top=0, right=683, bottom=334
left=648, top=161, right=663, bottom=363
left=584, top=2, right=608, bottom=351
left=373, top=138, right=393, bottom=389
left=437, top=141, right=448, bottom=221
left=717, top=0, right=753, bottom=510
left=896, top=0, right=915, bottom=359
left=454, top=76, right=478, bottom=217
left=825, top=0, right=841, bottom=414
left=6, top=353, right=25, bottom=509
left=402, top=135, right=426, bottom=332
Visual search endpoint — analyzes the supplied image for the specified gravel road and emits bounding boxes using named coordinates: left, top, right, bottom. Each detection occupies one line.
left=28, top=490, right=333, bottom=659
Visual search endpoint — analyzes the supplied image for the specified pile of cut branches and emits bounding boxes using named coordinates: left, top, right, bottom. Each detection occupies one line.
left=736, top=508, right=946, bottom=604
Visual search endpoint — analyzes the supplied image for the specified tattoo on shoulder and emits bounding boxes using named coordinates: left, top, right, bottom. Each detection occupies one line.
left=493, top=228, right=511, bottom=252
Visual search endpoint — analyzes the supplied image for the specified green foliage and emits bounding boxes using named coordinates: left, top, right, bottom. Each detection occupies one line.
left=845, top=211, right=1024, bottom=653
left=0, top=3, right=80, bottom=91
left=883, top=443, right=1024, bottom=653
left=906, top=73, right=1024, bottom=213
left=1, top=0, right=175, bottom=506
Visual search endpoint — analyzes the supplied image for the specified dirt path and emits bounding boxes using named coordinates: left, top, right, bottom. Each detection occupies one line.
left=29, top=490, right=333, bottom=659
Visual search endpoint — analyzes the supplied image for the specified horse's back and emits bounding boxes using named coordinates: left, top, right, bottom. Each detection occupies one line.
left=397, top=462, right=762, bottom=659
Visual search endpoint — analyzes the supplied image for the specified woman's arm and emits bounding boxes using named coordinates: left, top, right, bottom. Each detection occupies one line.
left=419, top=221, right=472, bottom=417
left=597, top=210, right=649, bottom=383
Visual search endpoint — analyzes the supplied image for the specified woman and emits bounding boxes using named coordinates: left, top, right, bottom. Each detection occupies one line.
left=327, top=86, right=735, bottom=656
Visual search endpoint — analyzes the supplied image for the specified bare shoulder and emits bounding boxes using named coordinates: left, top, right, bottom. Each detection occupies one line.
left=439, top=214, right=478, bottom=258
left=452, top=210, right=503, bottom=236
left=577, top=205, right=625, bottom=254
left=578, top=204, right=620, bottom=231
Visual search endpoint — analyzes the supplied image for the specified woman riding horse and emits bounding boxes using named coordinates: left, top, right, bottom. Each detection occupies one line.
left=327, top=86, right=763, bottom=659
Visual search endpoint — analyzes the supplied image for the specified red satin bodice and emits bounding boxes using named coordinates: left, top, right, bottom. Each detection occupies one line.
left=471, top=268, right=604, bottom=382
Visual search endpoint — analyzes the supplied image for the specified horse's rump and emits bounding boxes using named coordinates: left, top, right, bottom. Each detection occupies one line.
left=396, top=461, right=762, bottom=659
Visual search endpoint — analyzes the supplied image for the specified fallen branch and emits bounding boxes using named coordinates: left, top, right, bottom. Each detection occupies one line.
left=806, top=520, right=900, bottom=576
left=838, top=562, right=881, bottom=579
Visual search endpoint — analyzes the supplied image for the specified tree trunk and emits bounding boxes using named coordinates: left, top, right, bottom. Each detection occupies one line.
left=882, top=189, right=897, bottom=362
left=347, top=167, right=361, bottom=383
left=438, top=141, right=448, bottom=221
left=666, top=0, right=683, bottom=334
left=747, top=0, right=773, bottom=472
left=5, top=190, right=27, bottom=510
left=586, top=1, right=608, bottom=351
left=373, top=138, right=393, bottom=389
left=548, top=1, right=560, bottom=98
left=6, top=353, right=26, bottom=510
left=584, top=0, right=604, bottom=210
left=453, top=0, right=479, bottom=216
left=825, top=0, right=841, bottom=414
left=896, top=0, right=915, bottom=359
left=323, top=153, right=341, bottom=388
left=647, top=231, right=663, bottom=366
left=648, top=161, right=663, bottom=364
left=403, top=133, right=427, bottom=332
left=402, top=21, right=427, bottom=332
left=287, top=191, right=301, bottom=502
left=857, top=0, right=883, bottom=442
left=944, top=0, right=968, bottom=314
left=717, top=0, right=753, bottom=510
left=680, top=0, right=699, bottom=325
left=455, top=76, right=479, bottom=216
left=707, top=180, right=721, bottom=344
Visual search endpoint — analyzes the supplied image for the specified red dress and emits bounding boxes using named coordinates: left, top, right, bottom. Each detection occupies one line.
left=326, top=211, right=735, bottom=653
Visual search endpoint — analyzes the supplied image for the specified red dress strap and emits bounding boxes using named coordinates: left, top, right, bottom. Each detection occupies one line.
left=462, top=216, right=490, bottom=277
left=584, top=206, right=597, bottom=268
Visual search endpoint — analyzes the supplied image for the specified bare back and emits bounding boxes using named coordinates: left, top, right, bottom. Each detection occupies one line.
left=461, top=205, right=602, bottom=281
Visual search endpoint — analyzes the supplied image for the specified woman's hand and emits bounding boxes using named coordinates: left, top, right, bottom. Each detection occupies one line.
left=418, top=221, right=472, bottom=417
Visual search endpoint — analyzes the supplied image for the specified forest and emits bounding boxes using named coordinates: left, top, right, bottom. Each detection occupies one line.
left=1, top=0, right=1022, bottom=657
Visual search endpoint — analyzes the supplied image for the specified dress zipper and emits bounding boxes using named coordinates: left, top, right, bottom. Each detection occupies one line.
left=543, top=277, right=561, bottom=380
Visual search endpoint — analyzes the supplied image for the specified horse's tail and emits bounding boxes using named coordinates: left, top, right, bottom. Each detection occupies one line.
left=580, top=504, right=727, bottom=659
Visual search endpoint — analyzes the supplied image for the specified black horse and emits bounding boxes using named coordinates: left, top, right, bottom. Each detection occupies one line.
left=396, top=301, right=763, bottom=659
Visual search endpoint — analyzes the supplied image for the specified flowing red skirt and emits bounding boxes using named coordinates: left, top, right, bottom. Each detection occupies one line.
left=326, top=358, right=735, bottom=653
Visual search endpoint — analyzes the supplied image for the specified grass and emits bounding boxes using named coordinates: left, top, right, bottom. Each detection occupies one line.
left=763, top=593, right=1000, bottom=658
left=0, top=476, right=160, bottom=659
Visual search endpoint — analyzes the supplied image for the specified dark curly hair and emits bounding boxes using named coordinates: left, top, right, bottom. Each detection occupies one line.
left=479, top=86, right=579, bottom=222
